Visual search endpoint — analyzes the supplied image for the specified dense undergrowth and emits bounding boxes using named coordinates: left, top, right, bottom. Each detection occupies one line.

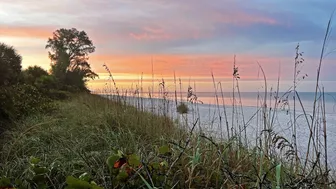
left=0, top=94, right=180, bottom=188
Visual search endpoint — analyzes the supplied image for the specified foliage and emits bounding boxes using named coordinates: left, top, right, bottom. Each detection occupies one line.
left=0, top=157, right=104, bottom=189
left=34, top=75, right=57, bottom=90
left=66, top=176, right=103, bottom=189
left=47, top=89, right=71, bottom=100
left=0, top=86, right=15, bottom=128
left=0, top=42, right=22, bottom=86
left=0, top=38, right=88, bottom=131
left=21, top=66, right=60, bottom=96
left=0, top=43, right=56, bottom=129
left=22, top=65, right=49, bottom=85
left=46, top=28, right=98, bottom=91
left=176, top=102, right=189, bottom=114
left=0, top=84, right=54, bottom=123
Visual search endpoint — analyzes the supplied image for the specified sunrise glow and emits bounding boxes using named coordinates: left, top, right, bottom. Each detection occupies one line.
left=1, top=0, right=336, bottom=92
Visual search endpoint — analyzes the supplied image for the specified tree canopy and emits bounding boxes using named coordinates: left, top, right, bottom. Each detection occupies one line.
left=45, top=28, right=98, bottom=90
left=0, top=43, right=22, bottom=86
left=22, top=66, right=49, bottom=85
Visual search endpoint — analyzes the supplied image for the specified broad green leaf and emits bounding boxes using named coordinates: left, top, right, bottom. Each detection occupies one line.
left=106, top=155, right=120, bottom=169
left=116, top=170, right=128, bottom=181
left=117, top=150, right=124, bottom=157
left=159, top=145, right=170, bottom=155
left=160, top=161, right=168, bottom=167
left=79, top=172, right=90, bottom=182
left=66, top=176, right=91, bottom=188
left=92, top=184, right=104, bottom=189
left=33, top=167, right=49, bottom=175
left=30, top=156, right=40, bottom=165
left=65, top=176, right=103, bottom=189
left=0, top=177, right=11, bottom=187
left=128, top=154, right=140, bottom=167
left=36, top=183, right=47, bottom=189
left=14, top=178, right=23, bottom=187
left=32, top=174, right=45, bottom=183
left=150, top=162, right=160, bottom=170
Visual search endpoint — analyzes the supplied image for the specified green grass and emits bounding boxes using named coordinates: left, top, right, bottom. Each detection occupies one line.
left=0, top=93, right=334, bottom=188
left=0, top=93, right=182, bottom=188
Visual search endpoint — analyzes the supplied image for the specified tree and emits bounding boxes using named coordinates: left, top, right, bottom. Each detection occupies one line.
left=0, top=43, right=22, bottom=86
left=45, top=28, right=98, bottom=90
left=22, top=65, right=49, bottom=85
left=22, top=65, right=57, bottom=92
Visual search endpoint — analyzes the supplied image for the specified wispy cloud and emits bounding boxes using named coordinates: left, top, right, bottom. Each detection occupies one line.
left=1, top=0, right=336, bottom=92
left=0, top=25, right=53, bottom=38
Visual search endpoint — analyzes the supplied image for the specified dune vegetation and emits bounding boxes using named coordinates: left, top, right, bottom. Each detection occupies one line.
left=0, top=20, right=336, bottom=189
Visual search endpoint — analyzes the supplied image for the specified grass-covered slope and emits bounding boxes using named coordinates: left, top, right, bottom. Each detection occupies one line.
left=0, top=94, right=332, bottom=189
left=0, top=94, right=180, bottom=188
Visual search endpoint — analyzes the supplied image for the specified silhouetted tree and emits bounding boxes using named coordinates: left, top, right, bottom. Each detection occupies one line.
left=45, top=28, right=98, bottom=90
left=0, top=43, right=22, bottom=86
left=22, top=65, right=58, bottom=92
left=22, top=65, right=49, bottom=85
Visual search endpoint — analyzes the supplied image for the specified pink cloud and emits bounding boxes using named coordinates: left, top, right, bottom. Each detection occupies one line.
left=90, top=53, right=291, bottom=80
left=129, top=31, right=171, bottom=41
left=128, top=25, right=208, bottom=41
left=0, top=25, right=54, bottom=39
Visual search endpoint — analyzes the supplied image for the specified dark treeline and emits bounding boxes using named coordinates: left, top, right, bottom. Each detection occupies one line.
left=0, top=28, right=98, bottom=130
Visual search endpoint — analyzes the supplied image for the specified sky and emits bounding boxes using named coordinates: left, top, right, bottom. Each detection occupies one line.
left=1, top=0, right=336, bottom=92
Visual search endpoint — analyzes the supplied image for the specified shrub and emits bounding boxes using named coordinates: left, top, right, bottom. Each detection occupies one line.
left=0, top=84, right=55, bottom=124
left=12, top=84, right=55, bottom=116
left=0, top=43, right=22, bottom=87
left=177, top=102, right=189, bottom=114
left=34, top=75, right=58, bottom=94
left=22, top=65, right=49, bottom=85
left=0, top=87, right=16, bottom=129
left=48, top=89, right=71, bottom=100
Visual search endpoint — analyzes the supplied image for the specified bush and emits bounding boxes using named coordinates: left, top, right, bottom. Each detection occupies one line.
left=0, top=87, right=16, bottom=129
left=13, top=84, right=54, bottom=116
left=48, top=89, right=71, bottom=100
left=22, top=65, right=49, bottom=86
left=0, top=84, right=55, bottom=124
left=34, top=75, right=59, bottom=94
left=177, top=102, right=189, bottom=114
left=0, top=43, right=22, bottom=87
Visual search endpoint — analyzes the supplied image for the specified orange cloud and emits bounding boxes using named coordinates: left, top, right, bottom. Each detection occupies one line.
left=0, top=25, right=53, bottom=39
left=87, top=53, right=321, bottom=93
left=89, top=54, right=287, bottom=81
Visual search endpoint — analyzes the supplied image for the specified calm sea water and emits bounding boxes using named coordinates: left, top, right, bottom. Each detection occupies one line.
left=195, top=92, right=336, bottom=113
left=110, top=91, right=336, bottom=113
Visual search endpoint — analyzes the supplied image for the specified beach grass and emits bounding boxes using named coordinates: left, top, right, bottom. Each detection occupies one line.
left=0, top=85, right=333, bottom=188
